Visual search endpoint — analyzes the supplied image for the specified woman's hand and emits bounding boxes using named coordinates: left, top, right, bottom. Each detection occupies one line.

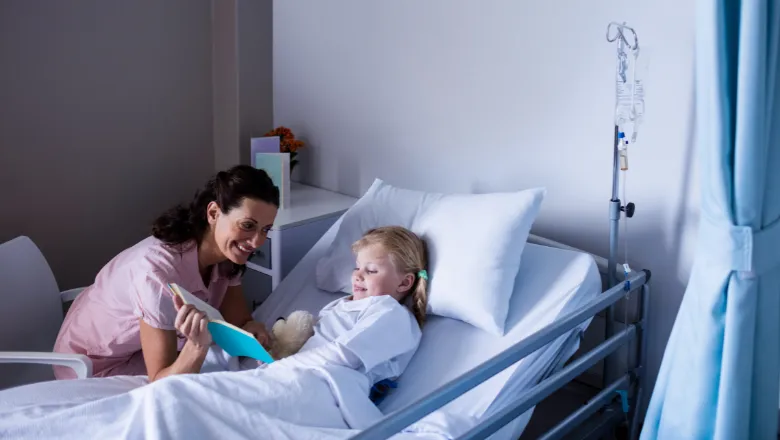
left=173, top=295, right=212, bottom=349
left=242, top=320, right=272, bottom=349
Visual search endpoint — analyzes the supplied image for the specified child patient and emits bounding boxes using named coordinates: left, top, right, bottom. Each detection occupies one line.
left=278, top=226, right=429, bottom=387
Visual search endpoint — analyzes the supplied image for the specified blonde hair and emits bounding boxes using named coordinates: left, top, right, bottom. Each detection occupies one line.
left=351, top=226, right=428, bottom=328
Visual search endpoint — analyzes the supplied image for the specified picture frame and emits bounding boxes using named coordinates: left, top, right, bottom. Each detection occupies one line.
left=253, top=152, right=291, bottom=209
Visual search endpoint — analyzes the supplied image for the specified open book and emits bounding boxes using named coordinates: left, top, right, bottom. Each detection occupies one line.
left=167, top=283, right=275, bottom=364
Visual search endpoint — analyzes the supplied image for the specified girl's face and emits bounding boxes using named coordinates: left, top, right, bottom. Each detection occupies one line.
left=207, top=197, right=277, bottom=264
left=352, top=244, right=414, bottom=301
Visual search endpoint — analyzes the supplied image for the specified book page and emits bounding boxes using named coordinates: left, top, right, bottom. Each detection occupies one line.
left=167, top=283, right=225, bottom=322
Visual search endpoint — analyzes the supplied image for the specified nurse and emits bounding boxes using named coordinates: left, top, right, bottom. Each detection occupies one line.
left=54, top=165, right=278, bottom=381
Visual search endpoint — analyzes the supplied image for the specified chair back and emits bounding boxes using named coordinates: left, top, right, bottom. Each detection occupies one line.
left=0, top=236, right=65, bottom=388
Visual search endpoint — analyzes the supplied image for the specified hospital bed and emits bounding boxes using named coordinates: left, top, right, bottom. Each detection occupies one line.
left=251, top=217, right=650, bottom=440
left=0, top=195, right=649, bottom=440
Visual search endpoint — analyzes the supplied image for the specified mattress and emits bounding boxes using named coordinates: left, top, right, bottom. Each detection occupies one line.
left=253, top=220, right=602, bottom=439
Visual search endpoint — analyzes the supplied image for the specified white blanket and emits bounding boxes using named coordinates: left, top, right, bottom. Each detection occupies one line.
left=0, top=296, right=443, bottom=439
left=0, top=359, right=430, bottom=440
left=0, top=340, right=449, bottom=439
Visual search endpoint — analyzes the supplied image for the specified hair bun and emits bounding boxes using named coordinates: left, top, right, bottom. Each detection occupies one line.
left=215, top=170, right=229, bottom=185
left=214, top=171, right=231, bottom=198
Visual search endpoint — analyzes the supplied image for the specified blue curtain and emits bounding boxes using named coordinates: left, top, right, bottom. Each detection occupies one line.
left=641, top=1, right=780, bottom=439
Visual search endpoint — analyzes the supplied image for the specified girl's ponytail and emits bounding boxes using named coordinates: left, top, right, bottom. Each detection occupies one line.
left=411, top=273, right=428, bottom=328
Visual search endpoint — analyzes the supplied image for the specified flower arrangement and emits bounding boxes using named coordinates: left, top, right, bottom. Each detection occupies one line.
left=264, top=126, right=305, bottom=174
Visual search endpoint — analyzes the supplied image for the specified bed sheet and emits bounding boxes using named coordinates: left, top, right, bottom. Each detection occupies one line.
left=252, top=220, right=602, bottom=439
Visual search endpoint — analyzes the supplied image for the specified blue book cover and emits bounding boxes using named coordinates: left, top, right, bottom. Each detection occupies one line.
left=167, top=283, right=275, bottom=364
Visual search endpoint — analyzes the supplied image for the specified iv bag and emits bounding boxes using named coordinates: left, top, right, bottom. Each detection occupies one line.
left=614, top=43, right=645, bottom=144
left=631, top=55, right=646, bottom=143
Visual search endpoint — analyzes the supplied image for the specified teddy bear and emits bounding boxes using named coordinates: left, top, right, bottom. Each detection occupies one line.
left=268, top=310, right=316, bottom=360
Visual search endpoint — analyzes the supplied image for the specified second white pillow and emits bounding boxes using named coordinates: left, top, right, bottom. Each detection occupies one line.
left=413, top=188, right=546, bottom=335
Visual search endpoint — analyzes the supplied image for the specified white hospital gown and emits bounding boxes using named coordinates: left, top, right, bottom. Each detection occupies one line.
left=284, top=295, right=422, bottom=385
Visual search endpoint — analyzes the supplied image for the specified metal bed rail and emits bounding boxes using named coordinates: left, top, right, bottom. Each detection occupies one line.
left=351, top=269, right=650, bottom=440
left=460, top=325, right=636, bottom=440
left=537, top=374, right=631, bottom=440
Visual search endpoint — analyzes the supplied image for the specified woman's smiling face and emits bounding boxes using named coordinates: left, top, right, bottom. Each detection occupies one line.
left=208, top=197, right=277, bottom=264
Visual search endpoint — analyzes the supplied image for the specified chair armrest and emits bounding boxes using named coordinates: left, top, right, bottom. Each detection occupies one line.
left=60, top=287, right=86, bottom=303
left=0, top=352, right=93, bottom=379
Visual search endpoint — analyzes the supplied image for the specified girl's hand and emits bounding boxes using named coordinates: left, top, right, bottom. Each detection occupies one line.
left=242, top=320, right=272, bottom=349
left=173, top=295, right=212, bottom=349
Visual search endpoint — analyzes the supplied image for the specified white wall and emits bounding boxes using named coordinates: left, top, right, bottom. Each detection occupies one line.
left=275, top=0, right=699, bottom=415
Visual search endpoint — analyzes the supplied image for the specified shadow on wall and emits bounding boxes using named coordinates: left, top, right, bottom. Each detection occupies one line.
left=531, top=89, right=699, bottom=419
left=638, top=86, right=699, bottom=418
left=292, top=127, right=364, bottom=193
left=288, top=127, right=317, bottom=185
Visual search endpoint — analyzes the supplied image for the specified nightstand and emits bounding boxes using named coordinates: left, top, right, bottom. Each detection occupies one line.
left=241, top=182, right=358, bottom=311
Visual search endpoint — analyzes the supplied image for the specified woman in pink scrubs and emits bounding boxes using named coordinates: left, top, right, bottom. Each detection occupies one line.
left=54, top=165, right=278, bottom=381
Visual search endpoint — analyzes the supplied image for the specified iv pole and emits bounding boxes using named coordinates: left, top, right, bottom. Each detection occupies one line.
left=604, top=22, right=638, bottom=386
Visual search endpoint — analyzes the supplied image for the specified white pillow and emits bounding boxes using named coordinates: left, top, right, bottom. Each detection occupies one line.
left=412, top=189, right=545, bottom=335
left=315, top=179, right=442, bottom=293
left=315, top=178, right=546, bottom=335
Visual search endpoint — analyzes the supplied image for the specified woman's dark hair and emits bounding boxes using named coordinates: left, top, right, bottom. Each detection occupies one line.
left=152, top=165, right=280, bottom=277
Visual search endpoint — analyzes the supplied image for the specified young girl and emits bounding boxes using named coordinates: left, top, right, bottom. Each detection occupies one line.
left=278, top=226, right=429, bottom=388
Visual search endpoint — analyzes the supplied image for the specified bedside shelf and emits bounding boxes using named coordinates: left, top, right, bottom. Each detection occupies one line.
left=272, top=182, right=358, bottom=230
left=245, top=260, right=272, bottom=277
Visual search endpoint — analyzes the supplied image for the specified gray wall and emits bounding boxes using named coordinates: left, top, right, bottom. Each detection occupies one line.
left=0, top=0, right=215, bottom=289
left=212, top=0, right=241, bottom=171
left=213, top=0, right=274, bottom=170
left=237, top=0, right=274, bottom=165
left=274, top=0, right=699, bottom=415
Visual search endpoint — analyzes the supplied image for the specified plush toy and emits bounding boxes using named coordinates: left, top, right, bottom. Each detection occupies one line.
left=269, top=311, right=315, bottom=360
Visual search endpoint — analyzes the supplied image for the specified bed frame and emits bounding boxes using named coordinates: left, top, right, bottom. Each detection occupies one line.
left=352, top=234, right=651, bottom=440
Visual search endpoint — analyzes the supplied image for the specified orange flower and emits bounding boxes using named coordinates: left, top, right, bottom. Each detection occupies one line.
left=287, top=140, right=304, bottom=153
left=264, top=126, right=305, bottom=153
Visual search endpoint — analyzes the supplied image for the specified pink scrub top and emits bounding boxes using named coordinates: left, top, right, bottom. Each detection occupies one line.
left=53, top=236, right=241, bottom=379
